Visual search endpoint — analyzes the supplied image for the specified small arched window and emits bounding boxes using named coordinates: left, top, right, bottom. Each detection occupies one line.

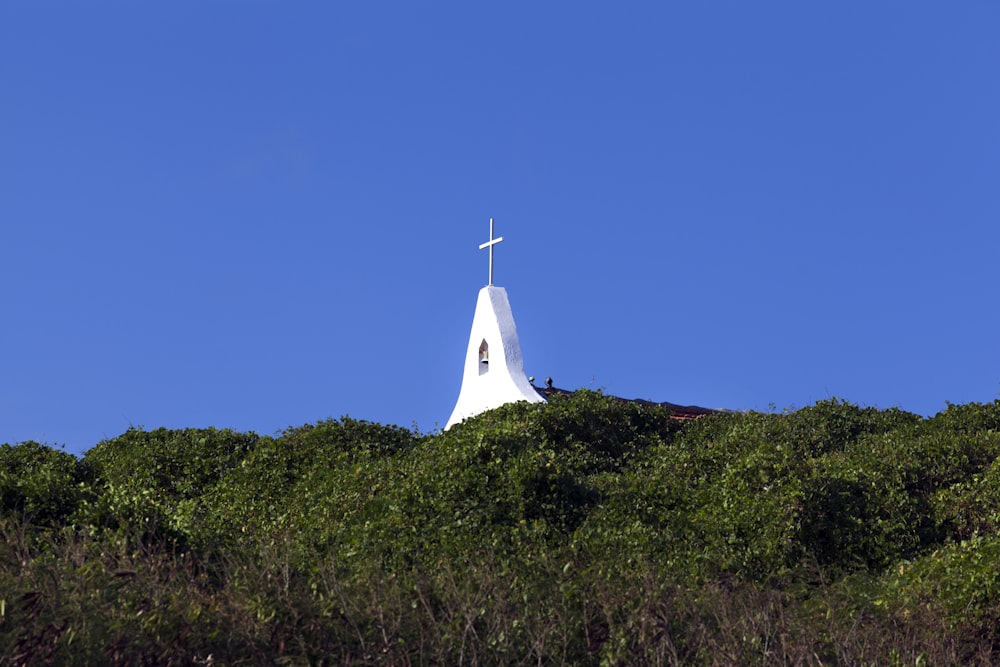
left=478, top=339, right=489, bottom=375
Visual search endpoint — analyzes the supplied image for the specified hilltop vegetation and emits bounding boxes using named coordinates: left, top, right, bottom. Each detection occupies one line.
left=4, top=392, right=1000, bottom=665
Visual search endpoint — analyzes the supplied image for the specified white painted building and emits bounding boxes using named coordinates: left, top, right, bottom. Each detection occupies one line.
left=445, top=219, right=545, bottom=429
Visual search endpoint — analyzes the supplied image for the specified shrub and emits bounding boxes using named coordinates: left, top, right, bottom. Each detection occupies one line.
left=0, top=441, right=91, bottom=525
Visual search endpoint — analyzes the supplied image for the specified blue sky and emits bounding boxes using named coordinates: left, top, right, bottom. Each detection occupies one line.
left=2, top=2, right=998, bottom=455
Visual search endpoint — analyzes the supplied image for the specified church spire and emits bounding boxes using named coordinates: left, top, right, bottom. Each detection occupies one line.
left=446, top=219, right=545, bottom=429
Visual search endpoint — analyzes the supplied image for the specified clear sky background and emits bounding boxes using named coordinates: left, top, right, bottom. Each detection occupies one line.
left=2, top=2, right=998, bottom=455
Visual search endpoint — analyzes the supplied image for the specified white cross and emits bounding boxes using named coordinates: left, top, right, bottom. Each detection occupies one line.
left=478, top=217, right=504, bottom=286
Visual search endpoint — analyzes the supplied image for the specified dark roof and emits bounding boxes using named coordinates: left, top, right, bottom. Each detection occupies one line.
left=532, top=384, right=725, bottom=421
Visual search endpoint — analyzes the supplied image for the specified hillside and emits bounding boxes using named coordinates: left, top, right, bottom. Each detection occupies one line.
left=3, top=391, right=1000, bottom=665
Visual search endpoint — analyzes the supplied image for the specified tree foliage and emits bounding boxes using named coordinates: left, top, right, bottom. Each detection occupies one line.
left=4, top=394, right=1000, bottom=664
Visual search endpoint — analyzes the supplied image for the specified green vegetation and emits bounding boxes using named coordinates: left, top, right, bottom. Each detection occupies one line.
left=4, top=392, right=1000, bottom=664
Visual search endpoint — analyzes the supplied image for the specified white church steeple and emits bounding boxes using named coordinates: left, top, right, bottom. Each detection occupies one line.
left=445, top=219, right=545, bottom=429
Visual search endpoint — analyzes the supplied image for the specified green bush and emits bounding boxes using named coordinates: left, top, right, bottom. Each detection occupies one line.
left=81, top=427, right=260, bottom=542
left=5, top=395, right=1000, bottom=663
left=0, top=441, right=91, bottom=525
